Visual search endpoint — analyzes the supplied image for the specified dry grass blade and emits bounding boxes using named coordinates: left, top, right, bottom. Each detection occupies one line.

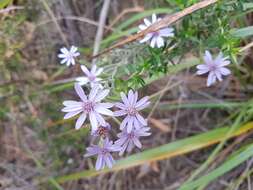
left=90, top=0, right=218, bottom=60
left=149, top=118, right=171, bottom=133
left=55, top=122, right=253, bottom=183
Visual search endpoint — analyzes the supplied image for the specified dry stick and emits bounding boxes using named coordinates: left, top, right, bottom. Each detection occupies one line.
left=108, top=6, right=144, bottom=28
left=147, top=77, right=173, bottom=119
left=0, top=6, right=24, bottom=14
left=36, top=16, right=114, bottom=31
left=40, top=0, right=68, bottom=46
left=90, top=0, right=218, bottom=60
left=92, top=0, right=111, bottom=65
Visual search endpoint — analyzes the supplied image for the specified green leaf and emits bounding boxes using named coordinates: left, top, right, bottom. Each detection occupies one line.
left=141, top=56, right=200, bottom=87
left=180, top=143, right=253, bottom=190
left=152, top=101, right=245, bottom=110
left=243, top=3, right=253, bottom=10
left=231, top=26, right=253, bottom=38
left=0, top=0, right=12, bottom=8
left=55, top=122, right=253, bottom=183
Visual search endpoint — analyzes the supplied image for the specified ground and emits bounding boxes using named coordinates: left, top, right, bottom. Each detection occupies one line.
left=0, top=0, right=253, bottom=190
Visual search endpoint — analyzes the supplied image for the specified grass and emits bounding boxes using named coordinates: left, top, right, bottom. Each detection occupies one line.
left=1, top=0, right=253, bottom=189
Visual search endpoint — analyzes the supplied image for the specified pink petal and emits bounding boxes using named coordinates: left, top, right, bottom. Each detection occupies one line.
left=95, top=155, right=103, bottom=170
left=75, top=113, right=87, bottom=129
left=114, top=110, right=127, bottom=116
left=204, top=50, right=213, bottom=64
left=159, top=28, right=174, bottom=37
left=120, top=92, right=129, bottom=106
left=156, top=36, right=164, bottom=48
left=136, top=113, right=147, bottom=126
left=89, top=112, right=98, bottom=131
left=74, top=83, right=87, bottom=102
left=207, top=72, right=216, bottom=87
left=220, top=67, right=231, bottom=76
left=81, top=65, right=91, bottom=76
left=64, top=110, right=82, bottom=119
left=95, top=106, right=113, bottom=116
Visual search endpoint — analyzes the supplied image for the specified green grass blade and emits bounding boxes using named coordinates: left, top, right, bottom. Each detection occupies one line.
left=231, top=26, right=253, bottom=38
left=155, top=101, right=244, bottom=110
left=180, top=143, right=253, bottom=190
left=0, top=0, right=12, bottom=8
left=55, top=122, right=253, bottom=183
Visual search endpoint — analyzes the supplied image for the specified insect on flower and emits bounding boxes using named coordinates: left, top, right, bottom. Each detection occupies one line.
left=115, top=127, right=151, bottom=156
left=196, top=50, right=231, bottom=87
left=84, top=138, right=120, bottom=170
left=114, top=90, right=150, bottom=133
left=58, top=46, right=80, bottom=66
left=138, top=13, right=174, bottom=48
left=91, top=122, right=111, bottom=138
left=76, top=65, right=103, bottom=88
left=62, top=83, right=114, bottom=131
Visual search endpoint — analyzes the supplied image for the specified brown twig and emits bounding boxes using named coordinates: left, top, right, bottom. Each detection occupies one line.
left=89, top=0, right=218, bottom=60
left=92, top=0, right=111, bottom=65
left=0, top=6, right=24, bottom=14
left=108, top=6, right=144, bottom=28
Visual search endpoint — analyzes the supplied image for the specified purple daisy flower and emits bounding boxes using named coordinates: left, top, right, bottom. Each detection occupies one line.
left=138, top=14, right=174, bottom=48
left=58, top=46, right=80, bottom=66
left=114, top=90, right=150, bottom=133
left=196, top=50, right=231, bottom=87
left=115, top=127, right=151, bottom=156
left=84, top=138, right=120, bottom=170
left=76, top=65, right=103, bottom=88
left=62, top=83, right=114, bottom=131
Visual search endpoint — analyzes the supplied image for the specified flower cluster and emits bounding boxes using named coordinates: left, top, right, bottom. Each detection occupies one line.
left=58, top=13, right=233, bottom=171
left=59, top=48, right=151, bottom=170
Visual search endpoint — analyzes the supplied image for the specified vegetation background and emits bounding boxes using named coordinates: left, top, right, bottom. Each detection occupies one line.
left=0, top=0, right=253, bottom=189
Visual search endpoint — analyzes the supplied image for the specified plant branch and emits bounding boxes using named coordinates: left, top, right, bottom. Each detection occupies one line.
left=90, top=0, right=218, bottom=60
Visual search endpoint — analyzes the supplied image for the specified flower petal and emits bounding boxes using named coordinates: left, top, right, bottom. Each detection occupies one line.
left=220, top=67, right=231, bottom=76
left=156, top=36, right=164, bottom=48
left=150, top=36, right=157, bottom=48
left=95, top=89, right=109, bottom=102
left=204, top=50, right=213, bottom=64
left=95, top=68, right=103, bottom=76
left=64, top=110, right=82, bottom=119
left=136, top=113, right=147, bottom=126
left=74, top=83, right=87, bottom=102
left=91, top=64, right=97, bottom=74
left=89, top=112, right=98, bottom=131
left=75, top=113, right=87, bottom=130
left=127, top=117, right=134, bottom=133
left=120, top=116, right=129, bottom=130
left=152, top=13, right=157, bottom=23
left=95, top=155, right=103, bottom=170
left=89, top=85, right=99, bottom=101
left=81, top=65, right=91, bottom=76
left=95, top=106, right=113, bottom=116
left=159, top=28, right=174, bottom=37
left=75, top=77, right=89, bottom=85
left=133, top=137, right=142, bottom=148
left=139, top=24, right=147, bottom=31
left=63, top=100, right=82, bottom=106
left=144, top=18, right=151, bottom=26
left=120, top=92, right=129, bottom=106
left=207, top=72, right=216, bottom=87
left=114, top=110, right=127, bottom=117
left=139, top=34, right=152, bottom=43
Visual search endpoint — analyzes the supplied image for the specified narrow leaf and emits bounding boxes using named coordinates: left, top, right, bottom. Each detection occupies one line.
left=56, top=122, right=253, bottom=183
